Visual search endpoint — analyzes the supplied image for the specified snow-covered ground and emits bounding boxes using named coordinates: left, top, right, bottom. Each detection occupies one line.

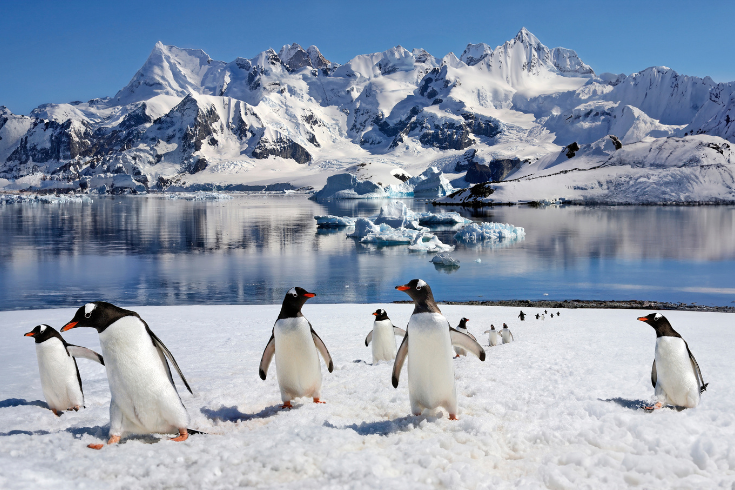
left=0, top=304, right=733, bottom=489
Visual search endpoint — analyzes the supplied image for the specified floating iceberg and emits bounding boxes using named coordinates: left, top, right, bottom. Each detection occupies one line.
left=415, top=211, right=471, bottom=225
left=360, top=228, right=419, bottom=245
left=310, top=173, right=387, bottom=201
left=454, top=222, right=526, bottom=244
left=166, top=192, right=233, bottom=201
left=314, top=215, right=356, bottom=228
left=373, top=201, right=424, bottom=230
left=431, top=253, right=461, bottom=267
left=387, top=167, right=455, bottom=198
left=0, top=193, right=93, bottom=205
left=408, top=234, right=455, bottom=253
left=347, top=218, right=384, bottom=238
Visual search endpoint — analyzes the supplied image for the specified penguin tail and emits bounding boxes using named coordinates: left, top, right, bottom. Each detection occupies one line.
left=187, top=428, right=206, bottom=435
left=700, top=383, right=709, bottom=394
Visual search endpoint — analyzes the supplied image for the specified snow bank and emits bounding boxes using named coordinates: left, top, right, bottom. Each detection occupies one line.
left=0, top=193, right=93, bottom=205
left=309, top=173, right=387, bottom=201
left=1, top=305, right=733, bottom=489
left=314, top=215, right=356, bottom=228
left=454, top=222, right=526, bottom=244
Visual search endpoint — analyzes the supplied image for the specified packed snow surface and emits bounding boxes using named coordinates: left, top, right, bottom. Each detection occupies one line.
left=0, top=305, right=732, bottom=489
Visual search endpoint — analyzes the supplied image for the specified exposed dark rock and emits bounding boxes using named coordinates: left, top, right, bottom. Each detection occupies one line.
left=464, top=158, right=522, bottom=183
left=189, top=157, right=208, bottom=174
left=565, top=142, right=580, bottom=158
left=461, top=113, right=502, bottom=138
left=418, top=124, right=475, bottom=150
left=454, top=149, right=477, bottom=172
left=119, top=103, right=152, bottom=130
left=609, top=134, right=623, bottom=150
left=252, top=134, right=311, bottom=163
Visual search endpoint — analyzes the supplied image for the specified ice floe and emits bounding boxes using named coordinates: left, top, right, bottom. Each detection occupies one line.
left=314, top=215, right=356, bottom=228
left=431, top=252, right=461, bottom=266
left=454, top=222, right=526, bottom=244
left=0, top=193, right=93, bottom=205
left=165, top=192, right=233, bottom=201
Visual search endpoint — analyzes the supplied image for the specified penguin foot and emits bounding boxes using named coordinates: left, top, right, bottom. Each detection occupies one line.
left=88, top=435, right=120, bottom=450
left=453, top=355, right=460, bottom=359
left=644, top=402, right=663, bottom=411
left=72, top=406, right=80, bottom=412
left=88, top=444, right=104, bottom=450
left=280, top=401, right=293, bottom=409
left=170, top=429, right=188, bottom=442
left=313, top=398, right=325, bottom=404
left=449, top=414, right=458, bottom=420
left=51, top=409, right=60, bottom=417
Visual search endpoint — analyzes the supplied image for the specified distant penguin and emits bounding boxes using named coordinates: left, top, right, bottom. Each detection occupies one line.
left=638, top=313, right=707, bottom=409
left=393, top=279, right=485, bottom=419
left=62, top=302, right=193, bottom=449
left=551, top=313, right=554, bottom=318
left=453, top=318, right=475, bottom=357
left=544, top=310, right=548, bottom=314
left=364, top=309, right=406, bottom=363
left=535, top=313, right=540, bottom=320
left=501, top=323, right=514, bottom=344
left=484, top=324, right=501, bottom=347
left=541, top=314, right=545, bottom=321
left=518, top=311, right=526, bottom=321
left=24, top=324, right=104, bottom=416
left=557, top=311, right=561, bottom=316
left=259, top=287, right=333, bottom=408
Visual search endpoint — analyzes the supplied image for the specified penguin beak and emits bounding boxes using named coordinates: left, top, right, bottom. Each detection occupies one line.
left=303, top=293, right=316, bottom=298
left=372, top=312, right=377, bottom=316
left=61, top=322, right=78, bottom=332
left=395, top=285, right=410, bottom=291
left=636, top=317, right=648, bottom=322
left=24, top=331, right=35, bottom=337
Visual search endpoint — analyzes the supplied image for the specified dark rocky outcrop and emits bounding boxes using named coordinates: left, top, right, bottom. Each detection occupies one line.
left=565, top=142, right=580, bottom=158
left=464, top=158, right=522, bottom=183
left=252, top=134, right=311, bottom=163
left=609, top=134, right=623, bottom=150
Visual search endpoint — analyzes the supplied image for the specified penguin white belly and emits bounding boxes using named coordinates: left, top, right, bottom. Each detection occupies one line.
left=36, top=339, right=83, bottom=411
left=407, top=313, right=457, bottom=414
left=99, top=317, right=188, bottom=435
left=502, top=330, right=512, bottom=343
left=489, top=331, right=500, bottom=347
left=372, top=320, right=397, bottom=363
left=654, top=337, right=700, bottom=408
left=453, top=328, right=468, bottom=356
left=274, top=317, right=322, bottom=401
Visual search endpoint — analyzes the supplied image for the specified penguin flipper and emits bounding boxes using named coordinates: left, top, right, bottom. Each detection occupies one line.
left=392, top=333, right=409, bottom=388
left=651, top=359, right=657, bottom=389
left=449, top=328, right=486, bottom=361
left=685, top=343, right=707, bottom=393
left=66, top=345, right=104, bottom=365
left=393, top=327, right=406, bottom=337
left=310, top=327, right=334, bottom=373
left=146, top=326, right=193, bottom=395
left=259, top=334, right=275, bottom=380
left=466, top=331, right=477, bottom=342
left=365, top=331, right=373, bottom=347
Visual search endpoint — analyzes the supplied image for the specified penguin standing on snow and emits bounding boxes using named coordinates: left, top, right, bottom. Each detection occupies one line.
left=453, top=318, right=475, bottom=357
left=393, top=279, right=485, bottom=419
left=62, top=302, right=193, bottom=449
left=535, top=313, right=540, bottom=320
left=364, top=309, right=406, bottom=363
left=501, top=323, right=514, bottom=344
left=24, top=324, right=104, bottom=416
left=637, top=313, right=707, bottom=409
left=483, top=325, right=501, bottom=347
left=259, top=287, right=333, bottom=408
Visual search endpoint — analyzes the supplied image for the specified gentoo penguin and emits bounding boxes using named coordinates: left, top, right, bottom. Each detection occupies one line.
left=501, top=323, right=514, bottom=344
left=364, top=309, right=406, bottom=363
left=551, top=314, right=554, bottom=318
left=535, top=313, right=540, bottom=320
left=453, top=318, right=475, bottom=357
left=259, top=287, right=333, bottom=408
left=638, top=313, right=707, bottom=409
left=24, top=324, right=104, bottom=416
left=541, top=314, right=545, bottom=321
left=518, top=311, right=526, bottom=321
left=483, top=325, right=501, bottom=347
left=61, top=302, right=193, bottom=449
left=393, top=279, right=485, bottom=419
left=557, top=311, right=561, bottom=316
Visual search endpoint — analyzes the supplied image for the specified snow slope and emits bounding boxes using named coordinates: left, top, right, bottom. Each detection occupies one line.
left=1, top=304, right=733, bottom=489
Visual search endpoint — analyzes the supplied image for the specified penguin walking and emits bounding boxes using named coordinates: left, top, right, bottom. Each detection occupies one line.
left=364, top=309, right=406, bottom=363
left=393, top=279, right=485, bottom=419
left=62, top=302, right=193, bottom=449
left=535, top=313, right=540, bottom=320
left=24, top=324, right=104, bottom=415
left=637, top=313, right=707, bottom=409
left=259, top=287, right=333, bottom=408
left=501, top=323, right=514, bottom=344
left=518, top=311, right=526, bottom=321
left=541, top=314, right=545, bottom=321
left=483, top=325, right=501, bottom=347
left=453, top=318, right=475, bottom=357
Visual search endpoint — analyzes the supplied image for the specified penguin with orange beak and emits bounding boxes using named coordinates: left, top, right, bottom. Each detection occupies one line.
left=364, top=309, right=406, bottom=364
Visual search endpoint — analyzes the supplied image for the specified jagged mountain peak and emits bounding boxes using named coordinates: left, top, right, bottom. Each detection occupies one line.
left=514, top=27, right=541, bottom=47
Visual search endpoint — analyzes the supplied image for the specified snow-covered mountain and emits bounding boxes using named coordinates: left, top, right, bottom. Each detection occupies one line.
left=1, top=28, right=734, bottom=202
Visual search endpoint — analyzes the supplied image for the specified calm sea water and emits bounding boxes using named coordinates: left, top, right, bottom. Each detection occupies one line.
left=0, top=195, right=734, bottom=310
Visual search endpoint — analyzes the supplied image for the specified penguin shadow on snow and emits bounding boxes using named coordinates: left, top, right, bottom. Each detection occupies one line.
left=0, top=398, right=49, bottom=410
left=0, top=424, right=107, bottom=439
left=600, top=398, right=686, bottom=412
left=200, top=404, right=283, bottom=423
left=324, top=414, right=443, bottom=436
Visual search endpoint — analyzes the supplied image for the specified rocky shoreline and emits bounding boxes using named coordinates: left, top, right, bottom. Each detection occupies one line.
left=394, top=299, right=735, bottom=313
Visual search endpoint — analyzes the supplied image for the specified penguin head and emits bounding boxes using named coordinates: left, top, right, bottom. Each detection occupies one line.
left=458, top=317, right=469, bottom=328
left=395, top=279, right=437, bottom=305
left=24, top=324, right=60, bottom=344
left=637, top=312, right=679, bottom=337
left=278, top=287, right=316, bottom=318
left=502, top=323, right=508, bottom=328
left=61, top=302, right=131, bottom=333
left=490, top=325, right=495, bottom=330
left=373, top=309, right=389, bottom=321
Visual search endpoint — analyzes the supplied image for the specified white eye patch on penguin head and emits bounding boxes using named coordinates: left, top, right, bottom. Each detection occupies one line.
left=287, top=287, right=298, bottom=297
left=39, top=324, right=47, bottom=334
left=84, top=303, right=97, bottom=318
left=416, top=279, right=427, bottom=290
left=654, top=313, right=662, bottom=321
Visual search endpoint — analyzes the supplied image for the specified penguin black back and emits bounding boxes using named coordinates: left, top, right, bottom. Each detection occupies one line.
left=373, top=309, right=390, bottom=321
left=278, top=287, right=316, bottom=319
left=637, top=313, right=682, bottom=338
left=63, top=302, right=136, bottom=333
left=395, top=279, right=441, bottom=314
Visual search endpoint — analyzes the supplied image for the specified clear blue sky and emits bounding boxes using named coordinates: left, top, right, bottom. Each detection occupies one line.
left=2, top=0, right=733, bottom=115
